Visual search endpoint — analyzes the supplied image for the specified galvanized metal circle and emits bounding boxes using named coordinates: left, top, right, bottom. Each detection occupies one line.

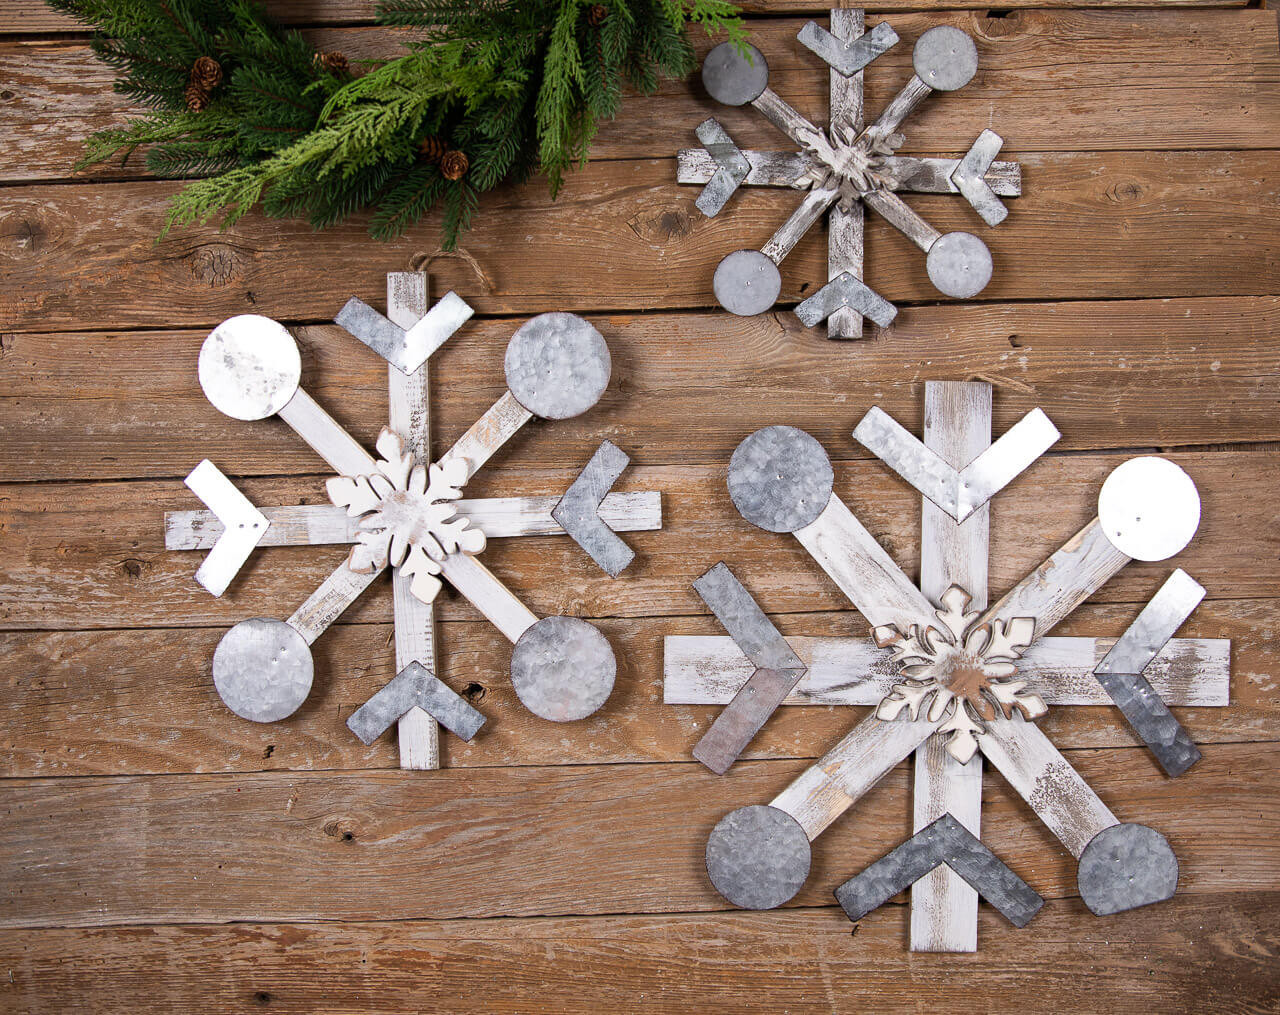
left=198, top=315, right=302, bottom=421
left=705, top=805, right=811, bottom=910
left=701, top=42, right=769, bottom=106
left=925, top=232, right=992, bottom=298
left=728, top=425, right=833, bottom=533
left=1098, top=457, right=1201, bottom=561
left=713, top=250, right=782, bottom=317
left=212, top=618, right=313, bottom=723
left=510, top=616, right=616, bottom=722
left=504, top=312, right=611, bottom=420
left=912, top=26, right=978, bottom=92
left=1077, top=823, right=1178, bottom=916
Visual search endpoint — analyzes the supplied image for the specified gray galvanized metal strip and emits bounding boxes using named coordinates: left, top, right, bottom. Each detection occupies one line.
left=705, top=804, right=812, bottom=910
left=854, top=406, right=959, bottom=514
left=835, top=813, right=1043, bottom=928
left=951, top=129, right=1010, bottom=226
left=346, top=661, right=485, bottom=745
left=1077, top=823, right=1179, bottom=916
left=797, top=19, right=898, bottom=77
left=551, top=440, right=637, bottom=577
left=1096, top=569, right=1206, bottom=675
left=693, top=118, right=750, bottom=217
left=692, top=666, right=807, bottom=775
left=1093, top=668, right=1202, bottom=777
left=335, top=293, right=473, bottom=375
left=183, top=459, right=270, bottom=597
left=795, top=271, right=897, bottom=329
left=693, top=562, right=804, bottom=671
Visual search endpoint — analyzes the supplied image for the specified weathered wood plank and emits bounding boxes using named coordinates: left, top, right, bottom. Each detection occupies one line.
left=0, top=892, right=1274, bottom=1015
left=1, top=596, right=1269, bottom=779
left=2, top=150, right=1279, bottom=332
left=2, top=451, right=1275, bottom=632
left=5, top=11, right=1275, bottom=183
left=0, top=741, right=1275, bottom=928
left=3, top=297, right=1277, bottom=484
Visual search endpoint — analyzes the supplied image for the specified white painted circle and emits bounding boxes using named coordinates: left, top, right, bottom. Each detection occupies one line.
left=198, top=315, right=301, bottom=421
left=1098, top=457, right=1201, bottom=561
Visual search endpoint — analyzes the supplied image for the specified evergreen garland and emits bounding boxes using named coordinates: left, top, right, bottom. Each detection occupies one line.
left=50, top=0, right=746, bottom=248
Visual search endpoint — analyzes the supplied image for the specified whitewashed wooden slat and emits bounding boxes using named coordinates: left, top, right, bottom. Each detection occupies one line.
left=771, top=712, right=941, bottom=839
left=166, top=492, right=662, bottom=550
left=985, top=519, right=1131, bottom=635
left=661, top=634, right=1229, bottom=707
left=863, top=189, right=942, bottom=251
left=911, top=381, right=992, bottom=953
left=285, top=559, right=383, bottom=646
left=977, top=717, right=1119, bottom=858
left=676, top=149, right=1021, bottom=195
left=827, top=7, right=865, bottom=340
left=387, top=271, right=440, bottom=771
left=438, top=552, right=538, bottom=644
left=761, top=187, right=840, bottom=264
left=793, top=493, right=934, bottom=632
left=870, top=74, right=933, bottom=136
left=439, top=389, right=534, bottom=482
left=751, top=88, right=825, bottom=149
left=276, top=387, right=377, bottom=479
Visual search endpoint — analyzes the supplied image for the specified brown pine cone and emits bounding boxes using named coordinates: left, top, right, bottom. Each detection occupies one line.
left=184, top=81, right=211, bottom=112
left=439, top=149, right=470, bottom=181
left=587, top=4, right=607, bottom=26
left=189, top=55, right=223, bottom=91
left=418, top=135, right=448, bottom=163
left=314, top=51, right=349, bottom=76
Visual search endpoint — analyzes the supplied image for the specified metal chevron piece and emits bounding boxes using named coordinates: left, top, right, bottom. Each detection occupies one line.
left=797, top=19, right=899, bottom=77
left=1094, top=569, right=1206, bottom=776
left=854, top=404, right=1060, bottom=522
left=795, top=271, right=898, bottom=329
left=951, top=129, right=1011, bottom=226
left=335, top=291, right=473, bottom=375
left=835, top=812, right=1044, bottom=928
left=183, top=459, right=270, bottom=598
left=551, top=440, right=639, bottom=577
left=689, top=563, right=807, bottom=774
left=347, top=661, right=485, bottom=745
left=694, top=118, right=751, bottom=217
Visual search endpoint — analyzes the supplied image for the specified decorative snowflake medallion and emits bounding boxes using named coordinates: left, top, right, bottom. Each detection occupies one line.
left=677, top=9, right=1022, bottom=337
left=664, top=381, right=1230, bottom=951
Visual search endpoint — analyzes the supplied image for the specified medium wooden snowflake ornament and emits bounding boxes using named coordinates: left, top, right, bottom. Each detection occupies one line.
left=678, top=10, right=1022, bottom=337
left=665, top=381, right=1230, bottom=950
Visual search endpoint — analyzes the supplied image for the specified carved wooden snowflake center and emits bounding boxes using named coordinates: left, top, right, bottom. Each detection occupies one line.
left=796, top=122, right=905, bottom=208
left=873, top=585, right=1047, bottom=763
left=325, top=427, right=485, bottom=606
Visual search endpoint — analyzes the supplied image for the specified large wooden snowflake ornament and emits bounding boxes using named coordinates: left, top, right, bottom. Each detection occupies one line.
left=678, top=10, right=1021, bottom=338
left=166, top=272, right=662, bottom=771
left=664, top=381, right=1230, bottom=951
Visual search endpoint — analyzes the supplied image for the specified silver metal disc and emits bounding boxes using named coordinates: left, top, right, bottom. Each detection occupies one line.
left=925, top=232, right=992, bottom=298
left=510, top=616, right=616, bottom=722
left=198, top=315, right=302, bottom=421
left=212, top=618, right=313, bottom=723
left=728, top=425, right=833, bottom=533
left=1078, top=823, right=1178, bottom=916
left=702, top=42, right=769, bottom=106
left=705, top=805, right=811, bottom=910
left=912, top=26, right=978, bottom=92
left=714, top=250, right=782, bottom=317
left=1098, top=457, right=1201, bottom=561
left=504, top=312, right=611, bottom=420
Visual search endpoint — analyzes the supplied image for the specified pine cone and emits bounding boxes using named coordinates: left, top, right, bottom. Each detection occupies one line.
left=184, top=81, right=211, bottom=112
left=440, top=149, right=470, bottom=181
left=314, top=51, right=349, bottom=76
left=587, top=4, right=607, bottom=26
left=418, top=135, right=448, bottom=163
left=189, top=55, right=223, bottom=91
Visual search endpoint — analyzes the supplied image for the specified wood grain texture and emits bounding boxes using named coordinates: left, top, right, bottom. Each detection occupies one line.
left=4, top=150, right=1279, bottom=331
left=1, top=597, right=1268, bottom=779
left=3, top=297, right=1278, bottom=483
left=2, top=740, right=1275, bottom=929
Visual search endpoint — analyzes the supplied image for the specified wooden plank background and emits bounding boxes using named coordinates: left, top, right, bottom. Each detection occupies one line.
left=1, top=2, right=1278, bottom=1011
